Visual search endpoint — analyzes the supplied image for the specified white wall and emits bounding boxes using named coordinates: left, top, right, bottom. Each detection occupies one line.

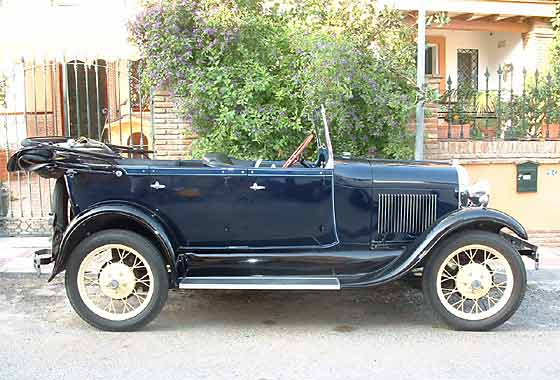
left=0, top=63, right=27, bottom=147
left=0, top=0, right=141, bottom=63
left=428, top=30, right=528, bottom=95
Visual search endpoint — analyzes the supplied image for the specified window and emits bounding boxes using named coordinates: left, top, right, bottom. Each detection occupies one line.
left=425, top=44, right=439, bottom=76
left=457, top=49, right=479, bottom=90
left=65, top=60, right=108, bottom=139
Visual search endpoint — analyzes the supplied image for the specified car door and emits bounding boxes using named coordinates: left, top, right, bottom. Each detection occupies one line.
left=149, top=165, right=247, bottom=248
left=231, top=167, right=337, bottom=248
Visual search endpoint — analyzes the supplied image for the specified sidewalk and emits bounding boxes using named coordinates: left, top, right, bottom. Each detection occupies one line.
left=0, top=236, right=52, bottom=275
left=1, top=236, right=560, bottom=277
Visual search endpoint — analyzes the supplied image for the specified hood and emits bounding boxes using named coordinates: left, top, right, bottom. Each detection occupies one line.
left=370, top=159, right=458, bottom=189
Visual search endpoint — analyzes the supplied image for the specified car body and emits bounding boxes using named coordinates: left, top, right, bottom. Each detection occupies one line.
left=7, top=115, right=538, bottom=332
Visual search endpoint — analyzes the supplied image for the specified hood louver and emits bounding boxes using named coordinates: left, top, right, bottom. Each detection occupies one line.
left=377, top=193, right=437, bottom=235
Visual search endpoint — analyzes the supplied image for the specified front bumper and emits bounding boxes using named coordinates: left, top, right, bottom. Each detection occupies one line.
left=501, top=231, right=539, bottom=269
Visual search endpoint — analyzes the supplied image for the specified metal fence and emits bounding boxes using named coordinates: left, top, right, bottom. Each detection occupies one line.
left=438, top=65, right=560, bottom=140
left=0, top=58, right=153, bottom=236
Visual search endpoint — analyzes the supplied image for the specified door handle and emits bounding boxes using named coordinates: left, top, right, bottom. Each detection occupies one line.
left=249, top=182, right=266, bottom=191
left=150, top=181, right=166, bottom=190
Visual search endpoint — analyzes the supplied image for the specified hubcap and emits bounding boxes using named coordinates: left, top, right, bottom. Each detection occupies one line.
left=455, top=263, right=493, bottom=300
left=77, top=244, right=154, bottom=321
left=99, top=262, right=136, bottom=299
left=436, top=244, right=514, bottom=321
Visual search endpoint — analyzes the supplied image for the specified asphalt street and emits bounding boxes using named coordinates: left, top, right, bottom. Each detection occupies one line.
left=1, top=273, right=559, bottom=380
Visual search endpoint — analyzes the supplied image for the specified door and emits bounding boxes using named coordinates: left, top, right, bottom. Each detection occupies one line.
left=232, top=167, right=337, bottom=248
left=149, top=166, right=247, bottom=248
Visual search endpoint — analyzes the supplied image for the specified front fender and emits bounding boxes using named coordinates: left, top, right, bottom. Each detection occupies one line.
left=342, top=208, right=528, bottom=288
left=49, top=202, right=177, bottom=283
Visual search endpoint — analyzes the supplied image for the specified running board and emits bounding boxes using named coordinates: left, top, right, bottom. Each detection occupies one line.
left=178, top=276, right=341, bottom=290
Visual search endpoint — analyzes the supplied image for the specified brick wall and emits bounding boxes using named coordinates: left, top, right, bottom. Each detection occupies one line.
left=151, top=89, right=195, bottom=159
left=424, top=140, right=560, bottom=162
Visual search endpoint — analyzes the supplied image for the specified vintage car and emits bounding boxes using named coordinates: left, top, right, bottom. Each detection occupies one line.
left=7, top=112, right=538, bottom=332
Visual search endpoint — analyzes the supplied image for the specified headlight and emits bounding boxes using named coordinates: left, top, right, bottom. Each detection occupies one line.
left=453, top=162, right=490, bottom=208
left=467, top=180, right=491, bottom=208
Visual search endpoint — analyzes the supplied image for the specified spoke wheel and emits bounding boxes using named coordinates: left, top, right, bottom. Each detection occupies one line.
left=65, top=229, right=168, bottom=331
left=436, top=244, right=513, bottom=321
left=423, top=231, right=526, bottom=331
left=77, top=244, right=154, bottom=321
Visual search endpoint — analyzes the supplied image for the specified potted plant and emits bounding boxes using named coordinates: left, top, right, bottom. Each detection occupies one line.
left=438, top=85, right=477, bottom=139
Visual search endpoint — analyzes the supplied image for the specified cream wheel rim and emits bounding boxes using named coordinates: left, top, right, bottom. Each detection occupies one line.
left=77, top=244, right=154, bottom=321
left=436, top=244, right=514, bottom=321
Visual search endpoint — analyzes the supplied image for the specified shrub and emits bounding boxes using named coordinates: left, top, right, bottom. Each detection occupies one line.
left=129, top=0, right=417, bottom=159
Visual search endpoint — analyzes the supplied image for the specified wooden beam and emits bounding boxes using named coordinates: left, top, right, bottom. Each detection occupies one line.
left=383, top=0, right=556, bottom=18
left=429, top=19, right=531, bottom=33
left=473, top=14, right=500, bottom=22
left=457, top=13, right=500, bottom=22
left=453, top=13, right=474, bottom=21
left=495, top=15, right=526, bottom=23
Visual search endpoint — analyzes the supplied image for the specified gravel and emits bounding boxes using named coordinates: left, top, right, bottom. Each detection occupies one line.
left=1, top=274, right=559, bottom=380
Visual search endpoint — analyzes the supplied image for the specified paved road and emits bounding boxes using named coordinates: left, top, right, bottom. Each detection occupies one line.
left=1, top=273, right=559, bottom=380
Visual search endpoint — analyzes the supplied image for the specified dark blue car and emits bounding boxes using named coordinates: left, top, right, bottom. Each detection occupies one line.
left=8, top=114, right=538, bottom=332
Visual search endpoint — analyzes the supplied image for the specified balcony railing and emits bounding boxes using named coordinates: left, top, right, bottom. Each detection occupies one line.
left=438, top=65, right=560, bottom=141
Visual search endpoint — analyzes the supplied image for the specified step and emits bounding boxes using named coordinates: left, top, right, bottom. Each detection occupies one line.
left=178, top=276, right=341, bottom=290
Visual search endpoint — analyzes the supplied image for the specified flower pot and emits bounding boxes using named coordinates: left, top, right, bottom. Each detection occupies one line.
left=543, top=123, right=560, bottom=139
left=479, top=126, right=496, bottom=139
left=438, top=123, right=471, bottom=139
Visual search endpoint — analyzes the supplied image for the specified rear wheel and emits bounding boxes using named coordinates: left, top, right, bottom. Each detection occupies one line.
left=422, top=231, right=526, bottom=331
left=65, top=229, right=168, bottom=331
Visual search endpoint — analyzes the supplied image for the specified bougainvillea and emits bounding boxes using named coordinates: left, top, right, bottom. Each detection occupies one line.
left=129, top=0, right=417, bottom=159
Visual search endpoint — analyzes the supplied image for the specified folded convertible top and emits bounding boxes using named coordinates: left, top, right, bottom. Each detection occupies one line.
left=7, top=136, right=151, bottom=179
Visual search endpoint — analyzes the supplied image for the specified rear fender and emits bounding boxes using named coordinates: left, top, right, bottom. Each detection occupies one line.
left=343, top=208, right=530, bottom=288
left=49, top=202, right=178, bottom=286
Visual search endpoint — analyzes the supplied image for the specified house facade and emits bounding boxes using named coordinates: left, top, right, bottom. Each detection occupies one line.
left=382, top=0, right=557, bottom=95
left=385, top=0, right=560, bottom=242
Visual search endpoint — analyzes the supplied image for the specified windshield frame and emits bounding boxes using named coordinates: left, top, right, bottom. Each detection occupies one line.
left=320, top=104, right=334, bottom=169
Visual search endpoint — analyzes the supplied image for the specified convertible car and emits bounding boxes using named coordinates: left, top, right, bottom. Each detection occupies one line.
left=7, top=111, right=538, bottom=332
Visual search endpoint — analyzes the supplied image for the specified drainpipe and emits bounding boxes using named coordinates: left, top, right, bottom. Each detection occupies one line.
left=415, top=4, right=426, bottom=161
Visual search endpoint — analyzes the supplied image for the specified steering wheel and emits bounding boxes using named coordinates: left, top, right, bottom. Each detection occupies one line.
left=283, top=133, right=315, bottom=168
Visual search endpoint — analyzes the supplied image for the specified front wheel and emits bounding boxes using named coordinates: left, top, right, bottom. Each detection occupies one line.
left=65, top=229, right=168, bottom=331
left=422, top=231, right=526, bottom=331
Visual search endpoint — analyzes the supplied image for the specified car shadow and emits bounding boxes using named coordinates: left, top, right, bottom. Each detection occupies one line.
left=140, top=280, right=559, bottom=333
left=146, top=281, right=440, bottom=332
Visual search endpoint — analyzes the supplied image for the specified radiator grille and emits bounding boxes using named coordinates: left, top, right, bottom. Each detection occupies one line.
left=377, top=193, right=437, bottom=234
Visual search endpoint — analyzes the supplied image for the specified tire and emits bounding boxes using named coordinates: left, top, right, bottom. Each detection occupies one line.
left=422, top=230, right=526, bottom=331
left=65, top=229, right=168, bottom=331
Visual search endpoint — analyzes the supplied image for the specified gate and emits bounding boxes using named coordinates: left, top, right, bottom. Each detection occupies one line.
left=0, top=58, right=153, bottom=236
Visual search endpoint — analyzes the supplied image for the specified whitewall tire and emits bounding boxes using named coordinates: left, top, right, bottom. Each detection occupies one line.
left=65, top=229, right=168, bottom=331
left=422, top=231, right=526, bottom=331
